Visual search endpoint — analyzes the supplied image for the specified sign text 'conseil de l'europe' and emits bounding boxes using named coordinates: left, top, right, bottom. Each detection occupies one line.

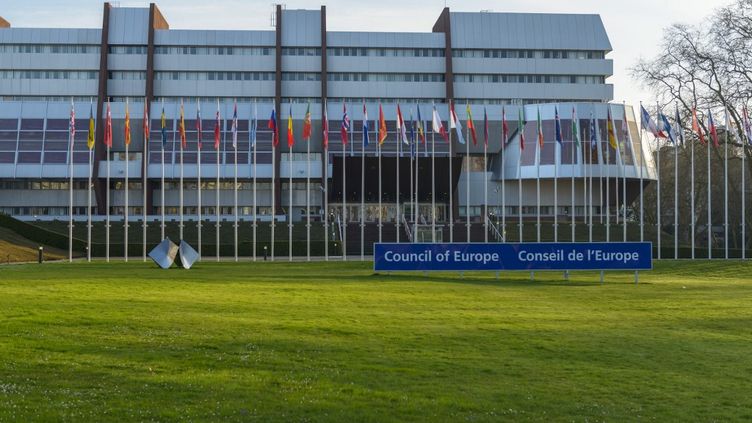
left=373, top=242, right=653, bottom=272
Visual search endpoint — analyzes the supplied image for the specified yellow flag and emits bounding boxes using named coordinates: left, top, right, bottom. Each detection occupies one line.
left=87, top=103, right=95, bottom=150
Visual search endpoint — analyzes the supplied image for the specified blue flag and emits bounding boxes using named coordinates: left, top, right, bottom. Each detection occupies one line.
left=555, top=106, right=563, bottom=144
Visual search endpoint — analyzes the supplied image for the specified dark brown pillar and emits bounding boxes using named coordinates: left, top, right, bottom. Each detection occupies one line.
left=320, top=6, right=328, bottom=212
left=144, top=3, right=169, bottom=214
left=274, top=4, right=283, bottom=213
left=93, top=3, right=112, bottom=215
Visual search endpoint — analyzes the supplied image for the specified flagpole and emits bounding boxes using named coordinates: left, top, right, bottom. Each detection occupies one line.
left=449, top=102, right=453, bottom=243
left=536, top=132, right=541, bottom=243
left=87, top=115, right=93, bottom=262
left=432, top=118, right=436, bottom=243
left=742, top=136, right=746, bottom=260
left=306, top=106, right=311, bottom=262
left=216, top=100, right=221, bottom=262
left=288, top=104, right=293, bottom=263
left=161, top=100, right=166, bottom=241
left=656, top=103, right=662, bottom=258
left=691, top=122, right=695, bottom=259
left=484, top=118, right=488, bottom=243
left=378, top=127, right=382, bottom=244
left=724, top=108, right=729, bottom=259
left=674, top=112, right=679, bottom=259
left=289, top=128, right=293, bottom=262
left=342, top=104, right=347, bottom=261
left=588, top=125, right=593, bottom=243
left=323, top=99, right=329, bottom=262
left=708, top=120, right=712, bottom=259
left=501, top=112, right=506, bottom=243
left=179, top=100, right=184, bottom=243
left=361, top=102, right=365, bottom=259
left=554, top=106, right=559, bottom=243
left=466, top=103, right=470, bottom=243
left=518, top=108, right=524, bottom=243
left=409, top=110, right=414, bottom=242
left=106, top=119, right=111, bottom=262
left=605, top=108, right=610, bottom=244
left=571, top=109, right=576, bottom=242
left=142, top=98, right=148, bottom=262
left=252, top=100, right=257, bottom=261
left=124, top=98, right=129, bottom=262
left=415, top=109, right=420, bottom=242
left=197, top=99, right=203, bottom=261
left=68, top=98, right=74, bottom=263
left=622, top=107, right=628, bottom=243
left=234, top=101, right=238, bottom=262
left=271, top=105, right=275, bottom=262
left=396, top=106, right=401, bottom=244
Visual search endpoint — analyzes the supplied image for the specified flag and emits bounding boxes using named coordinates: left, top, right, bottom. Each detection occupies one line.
left=287, top=105, right=294, bottom=148
left=659, top=113, right=675, bottom=144
left=607, top=107, right=618, bottom=149
left=160, top=102, right=167, bottom=146
left=466, top=104, right=477, bottom=146
left=554, top=106, right=563, bottom=144
left=340, top=102, right=350, bottom=145
left=708, top=109, right=719, bottom=147
left=302, top=103, right=312, bottom=141
left=143, top=100, right=150, bottom=143
left=179, top=100, right=186, bottom=149
left=322, top=101, right=329, bottom=149
left=743, top=105, right=752, bottom=145
left=502, top=106, right=509, bottom=146
left=416, top=104, right=426, bottom=144
left=692, top=106, right=705, bottom=145
left=640, top=104, right=665, bottom=138
left=396, top=104, right=408, bottom=145
left=409, top=108, right=416, bottom=158
left=571, top=107, right=580, bottom=148
left=450, top=101, right=465, bottom=144
left=589, top=112, right=597, bottom=150
left=124, top=99, right=131, bottom=146
left=250, top=102, right=258, bottom=148
left=69, top=100, right=76, bottom=147
left=518, top=108, right=525, bottom=150
left=196, top=101, right=202, bottom=150
left=378, top=104, right=387, bottom=145
left=104, top=101, right=112, bottom=148
left=674, top=104, right=684, bottom=146
left=483, top=107, right=489, bottom=146
left=621, top=109, right=631, bottom=148
left=231, top=101, right=238, bottom=149
left=268, top=107, right=279, bottom=147
left=214, top=103, right=221, bottom=150
left=362, top=102, right=369, bottom=148
left=87, top=102, right=95, bottom=150
left=536, top=107, right=543, bottom=148
left=432, top=103, right=448, bottom=141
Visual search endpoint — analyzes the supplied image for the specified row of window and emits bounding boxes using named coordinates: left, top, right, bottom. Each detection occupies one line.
left=328, top=73, right=445, bottom=83
left=155, top=46, right=273, bottom=56
left=0, top=180, right=88, bottom=190
left=0, top=44, right=100, bottom=54
left=0, top=44, right=606, bottom=61
left=327, top=47, right=445, bottom=58
left=155, top=71, right=276, bottom=81
left=0, top=70, right=98, bottom=80
left=452, top=49, right=605, bottom=60
left=454, top=74, right=606, bottom=84
left=109, top=71, right=146, bottom=80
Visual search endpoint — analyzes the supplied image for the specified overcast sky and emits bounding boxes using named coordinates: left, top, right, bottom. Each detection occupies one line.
left=1, top=0, right=732, bottom=108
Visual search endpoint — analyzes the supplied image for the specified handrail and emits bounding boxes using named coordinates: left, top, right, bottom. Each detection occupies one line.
left=402, top=215, right=413, bottom=242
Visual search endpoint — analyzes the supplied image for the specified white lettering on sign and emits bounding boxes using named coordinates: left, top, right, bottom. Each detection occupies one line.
left=452, top=251, right=499, bottom=265
left=384, top=250, right=432, bottom=262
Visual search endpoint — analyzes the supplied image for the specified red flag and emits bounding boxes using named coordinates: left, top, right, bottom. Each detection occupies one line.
left=214, top=105, right=221, bottom=150
left=302, top=103, right=312, bottom=141
left=143, top=100, right=149, bottom=142
left=340, top=102, right=350, bottom=145
left=322, top=101, right=329, bottom=149
left=268, top=108, right=279, bottom=147
left=378, top=104, right=387, bottom=145
left=692, top=106, right=705, bottom=145
left=179, top=101, right=186, bottom=149
left=104, top=101, right=113, bottom=148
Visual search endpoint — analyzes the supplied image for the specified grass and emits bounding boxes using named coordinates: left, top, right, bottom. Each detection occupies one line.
left=0, top=260, right=751, bottom=421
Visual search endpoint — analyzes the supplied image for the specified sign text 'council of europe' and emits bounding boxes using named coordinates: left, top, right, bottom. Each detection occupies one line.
left=374, top=243, right=653, bottom=272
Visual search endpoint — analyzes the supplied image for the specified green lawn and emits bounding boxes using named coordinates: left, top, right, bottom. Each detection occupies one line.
left=1, top=261, right=751, bottom=421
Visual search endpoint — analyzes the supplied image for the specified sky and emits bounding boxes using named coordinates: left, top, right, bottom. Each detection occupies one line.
left=1, top=0, right=733, bottom=108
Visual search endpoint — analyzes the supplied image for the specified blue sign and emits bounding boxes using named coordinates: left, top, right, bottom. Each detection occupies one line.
left=374, top=242, right=652, bottom=272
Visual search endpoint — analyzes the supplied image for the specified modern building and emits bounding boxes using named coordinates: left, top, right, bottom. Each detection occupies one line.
left=0, top=3, right=656, bottom=247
